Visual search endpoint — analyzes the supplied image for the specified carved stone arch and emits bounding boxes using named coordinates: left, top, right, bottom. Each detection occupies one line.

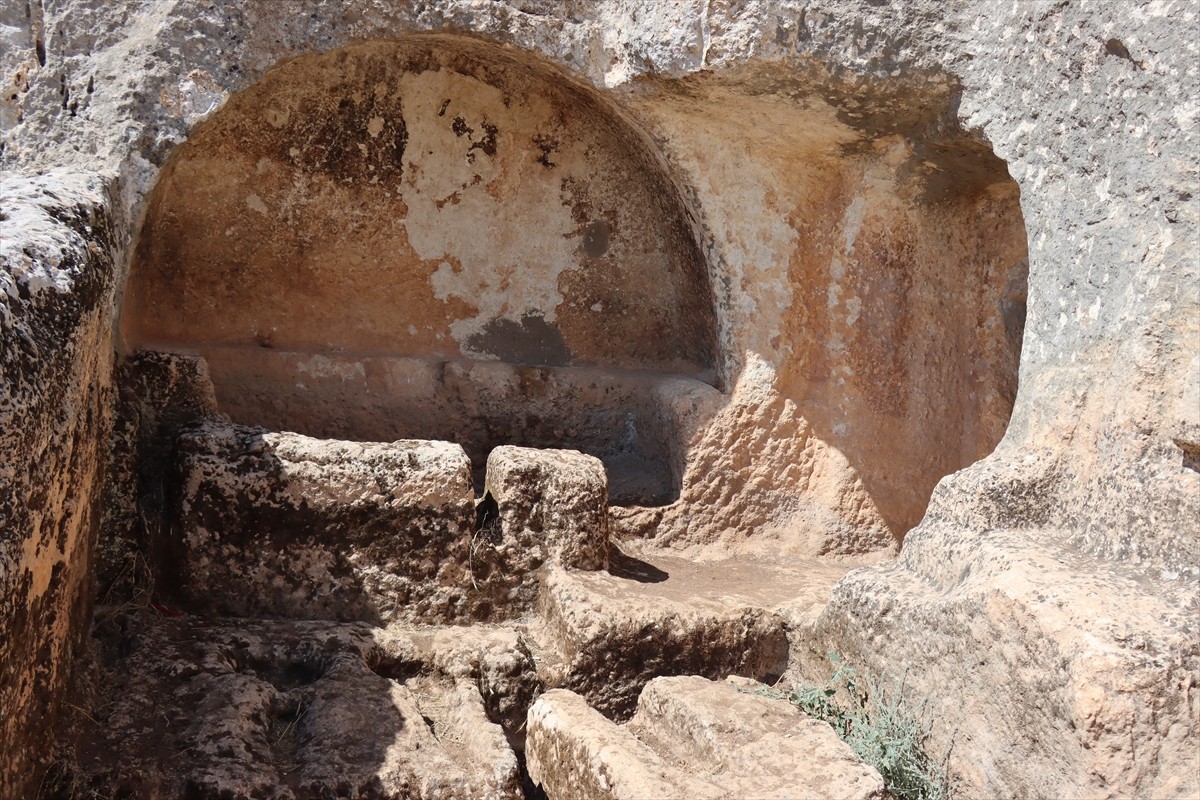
left=122, top=35, right=722, bottom=504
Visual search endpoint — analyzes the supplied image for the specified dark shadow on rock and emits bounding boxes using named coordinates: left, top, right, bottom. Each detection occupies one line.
left=607, top=546, right=669, bottom=583
left=41, top=617, right=415, bottom=799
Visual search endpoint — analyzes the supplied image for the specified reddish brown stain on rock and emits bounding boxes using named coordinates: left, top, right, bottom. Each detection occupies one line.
left=124, top=36, right=717, bottom=380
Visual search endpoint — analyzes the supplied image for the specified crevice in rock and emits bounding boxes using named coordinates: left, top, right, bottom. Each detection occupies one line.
left=1174, top=439, right=1200, bottom=473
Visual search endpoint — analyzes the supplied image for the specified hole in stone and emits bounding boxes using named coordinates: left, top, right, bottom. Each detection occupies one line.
left=239, top=651, right=329, bottom=690
left=1105, top=37, right=1130, bottom=59
left=366, top=652, right=425, bottom=684
left=474, top=491, right=500, bottom=535
left=268, top=695, right=309, bottom=757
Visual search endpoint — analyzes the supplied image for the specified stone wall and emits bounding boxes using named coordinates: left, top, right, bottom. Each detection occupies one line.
left=123, top=36, right=718, bottom=379
left=0, top=173, right=116, bottom=796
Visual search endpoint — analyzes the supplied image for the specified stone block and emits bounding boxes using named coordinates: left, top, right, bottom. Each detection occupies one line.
left=526, top=677, right=887, bottom=800
left=171, top=421, right=477, bottom=623
left=526, top=689, right=725, bottom=800
left=532, top=548, right=823, bottom=718
left=484, top=445, right=610, bottom=571
left=629, top=676, right=888, bottom=799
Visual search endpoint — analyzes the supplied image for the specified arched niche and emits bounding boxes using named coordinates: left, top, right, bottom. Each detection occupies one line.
left=122, top=35, right=720, bottom=504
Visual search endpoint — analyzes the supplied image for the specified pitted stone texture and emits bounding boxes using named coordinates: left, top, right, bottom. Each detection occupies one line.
left=2, top=0, right=1198, bottom=797
left=370, top=625, right=542, bottom=735
left=799, top=525, right=1200, bottom=799
left=485, top=445, right=610, bottom=572
left=526, top=677, right=887, bottom=800
left=527, top=689, right=725, bottom=800
left=531, top=547, right=851, bottom=719
left=631, top=677, right=889, bottom=800
left=99, top=350, right=226, bottom=598
left=50, top=616, right=522, bottom=800
left=171, top=422, right=478, bottom=624
left=0, top=172, right=116, bottom=799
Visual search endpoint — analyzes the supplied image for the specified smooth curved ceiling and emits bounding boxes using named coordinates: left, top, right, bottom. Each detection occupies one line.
left=124, top=35, right=717, bottom=378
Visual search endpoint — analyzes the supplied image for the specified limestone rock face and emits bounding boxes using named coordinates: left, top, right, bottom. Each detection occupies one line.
left=52, top=616, right=526, bottom=799
left=122, top=37, right=717, bottom=379
left=1, top=0, right=1198, bottom=797
left=485, top=445, right=610, bottom=572
left=171, top=422, right=478, bottom=623
left=797, top=524, right=1200, bottom=800
left=0, top=173, right=116, bottom=796
left=526, top=677, right=887, bottom=800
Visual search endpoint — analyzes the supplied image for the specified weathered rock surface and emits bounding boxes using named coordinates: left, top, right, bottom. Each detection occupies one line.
left=121, top=36, right=718, bottom=380
left=526, top=677, right=887, bottom=800
left=171, top=422, right=479, bottom=623
left=614, top=357, right=903, bottom=556
left=105, top=22, right=1026, bottom=555
left=371, top=624, right=542, bottom=735
left=533, top=546, right=852, bottom=718
left=99, top=350, right=226, bottom=598
left=1, top=0, right=1197, bottom=797
left=172, top=425, right=615, bottom=625
left=797, top=523, right=1200, bottom=800
left=0, top=172, right=116, bottom=796
left=527, top=689, right=727, bottom=800
left=485, top=445, right=610, bottom=572
left=49, top=615, right=529, bottom=799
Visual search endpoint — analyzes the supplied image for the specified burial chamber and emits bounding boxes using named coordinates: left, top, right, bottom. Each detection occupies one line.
left=0, top=15, right=1069, bottom=800
left=120, top=33, right=1028, bottom=533
left=9, top=2, right=1200, bottom=797
left=121, top=35, right=719, bottom=506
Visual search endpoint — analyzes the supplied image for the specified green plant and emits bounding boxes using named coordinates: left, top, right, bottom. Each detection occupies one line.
left=754, top=654, right=954, bottom=800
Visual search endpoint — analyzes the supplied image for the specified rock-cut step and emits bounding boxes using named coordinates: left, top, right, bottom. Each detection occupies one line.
left=52, top=615, right=540, bottom=799
left=530, top=546, right=854, bottom=718
left=168, top=421, right=609, bottom=624
left=526, top=675, right=888, bottom=800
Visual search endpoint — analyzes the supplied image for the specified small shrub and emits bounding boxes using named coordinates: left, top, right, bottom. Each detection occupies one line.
left=754, top=654, right=954, bottom=800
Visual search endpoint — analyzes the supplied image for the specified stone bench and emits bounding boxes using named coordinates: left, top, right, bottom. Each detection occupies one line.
left=169, top=422, right=608, bottom=624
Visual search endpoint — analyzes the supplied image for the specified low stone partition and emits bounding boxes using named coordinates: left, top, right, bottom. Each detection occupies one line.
left=526, top=676, right=887, bottom=800
left=186, top=347, right=721, bottom=506
left=485, top=445, right=610, bottom=572
left=169, top=422, right=610, bottom=624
